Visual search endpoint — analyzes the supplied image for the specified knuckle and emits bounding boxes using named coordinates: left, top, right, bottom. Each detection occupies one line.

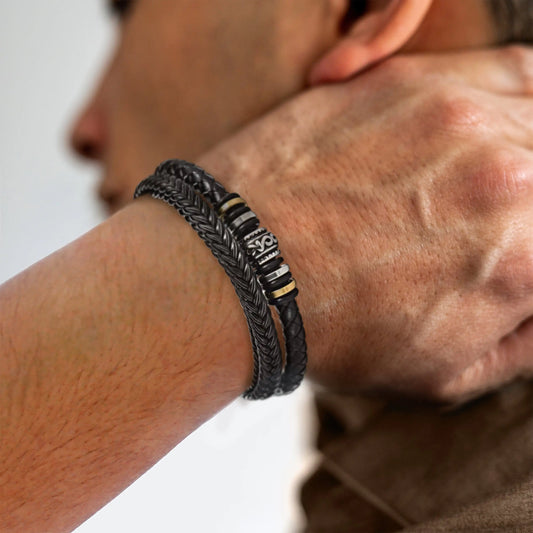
left=503, top=45, right=533, bottom=93
left=428, top=86, right=488, bottom=134
left=466, top=148, right=532, bottom=208
left=423, top=364, right=468, bottom=403
left=430, top=351, right=498, bottom=404
left=489, top=248, right=533, bottom=300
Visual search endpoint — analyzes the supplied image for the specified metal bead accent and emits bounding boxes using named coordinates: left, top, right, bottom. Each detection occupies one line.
left=243, top=228, right=280, bottom=266
left=218, top=197, right=246, bottom=217
left=269, top=280, right=297, bottom=300
left=229, top=211, right=257, bottom=232
left=263, top=264, right=290, bottom=283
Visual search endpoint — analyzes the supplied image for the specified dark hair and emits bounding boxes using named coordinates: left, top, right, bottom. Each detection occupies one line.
left=348, top=0, right=533, bottom=43
left=488, top=0, right=533, bottom=43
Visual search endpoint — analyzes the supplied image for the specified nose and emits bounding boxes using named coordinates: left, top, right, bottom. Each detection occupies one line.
left=69, top=99, right=107, bottom=162
left=69, top=71, right=108, bottom=162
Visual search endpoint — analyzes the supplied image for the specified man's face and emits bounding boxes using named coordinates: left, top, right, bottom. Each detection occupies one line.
left=71, top=0, right=496, bottom=214
left=70, top=0, right=338, bottom=213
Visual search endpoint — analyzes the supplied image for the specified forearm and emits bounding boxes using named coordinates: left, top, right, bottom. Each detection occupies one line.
left=0, top=196, right=252, bottom=532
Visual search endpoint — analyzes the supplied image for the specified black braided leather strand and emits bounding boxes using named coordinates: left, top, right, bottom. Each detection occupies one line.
left=156, top=159, right=226, bottom=205
left=277, top=300, right=307, bottom=393
left=134, top=174, right=282, bottom=400
left=153, top=159, right=307, bottom=395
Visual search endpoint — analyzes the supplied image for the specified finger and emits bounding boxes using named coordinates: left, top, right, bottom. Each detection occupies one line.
left=446, top=89, right=533, bottom=153
left=441, top=317, right=533, bottom=402
left=399, top=45, right=533, bottom=96
left=429, top=86, right=533, bottom=153
left=488, top=93, right=533, bottom=149
left=496, top=317, right=533, bottom=382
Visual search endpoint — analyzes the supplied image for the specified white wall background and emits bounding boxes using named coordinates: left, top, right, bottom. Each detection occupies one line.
left=0, top=3, right=316, bottom=532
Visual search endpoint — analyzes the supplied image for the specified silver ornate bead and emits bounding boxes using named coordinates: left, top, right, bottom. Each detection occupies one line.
left=243, top=227, right=280, bottom=265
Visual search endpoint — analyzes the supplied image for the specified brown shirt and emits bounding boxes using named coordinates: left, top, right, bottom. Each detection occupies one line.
left=301, top=380, right=533, bottom=532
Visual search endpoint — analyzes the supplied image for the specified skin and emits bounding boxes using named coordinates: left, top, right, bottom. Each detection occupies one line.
left=72, top=0, right=343, bottom=212
left=71, top=0, right=493, bottom=213
left=0, top=196, right=254, bottom=531
left=199, top=49, right=533, bottom=398
left=3, top=0, right=533, bottom=531
left=71, top=0, right=528, bottom=399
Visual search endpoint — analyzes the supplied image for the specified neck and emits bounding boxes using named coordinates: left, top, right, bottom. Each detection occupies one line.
left=404, top=0, right=497, bottom=52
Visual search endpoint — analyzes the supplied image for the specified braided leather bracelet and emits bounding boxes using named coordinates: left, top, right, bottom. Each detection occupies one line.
left=135, top=160, right=307, bottom=398
left=134, top=174, right=281, bottom=399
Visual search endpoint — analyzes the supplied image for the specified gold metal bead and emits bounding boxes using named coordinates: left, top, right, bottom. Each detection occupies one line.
left=270, top=280, right=296, bottom=300
left=218, top=197, right=246, bottom=217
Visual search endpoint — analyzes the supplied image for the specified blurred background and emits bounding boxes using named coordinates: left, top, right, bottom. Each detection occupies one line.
left=0, top=3, right=315, bottom=531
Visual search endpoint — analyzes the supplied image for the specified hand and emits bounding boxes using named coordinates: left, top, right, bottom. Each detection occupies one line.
left=199, top=46, right=533, bottom=403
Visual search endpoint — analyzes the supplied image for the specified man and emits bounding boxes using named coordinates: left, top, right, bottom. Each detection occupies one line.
left=2, top=0, right=533, bottom=531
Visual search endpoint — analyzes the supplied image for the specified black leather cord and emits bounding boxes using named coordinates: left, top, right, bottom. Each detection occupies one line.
left=134, top=174, right=283, bottom=399
left=148, top=160, right=307, bottom=395
left=277, top=300, right=307, bottom=393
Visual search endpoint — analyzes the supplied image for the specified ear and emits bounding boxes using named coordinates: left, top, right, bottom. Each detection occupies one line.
left=309, top=0, right=434, bottom=85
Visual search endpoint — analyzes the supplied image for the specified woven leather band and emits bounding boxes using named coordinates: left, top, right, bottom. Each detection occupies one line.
left=135, top=159, right=307, bottom=398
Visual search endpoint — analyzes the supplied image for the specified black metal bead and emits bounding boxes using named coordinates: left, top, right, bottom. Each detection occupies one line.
left=233, top=219, right=260, bottom=240
left=257, top=256, right=284, bottom=276
left=214, top=192, right=238, bottom=210
left=223, top=203, right=251, bottom=224
left=262, top=272, right=293, bottom=292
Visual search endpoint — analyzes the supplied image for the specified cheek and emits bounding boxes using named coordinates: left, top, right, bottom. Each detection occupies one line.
left=112, top=22, right=236, bottom=163
left=103, top=0, right=313, bottom=176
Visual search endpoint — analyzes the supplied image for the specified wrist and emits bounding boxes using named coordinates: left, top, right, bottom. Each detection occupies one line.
left=0, top=196, right=254, bottom=531
left=115, top=196, right=254, bottom=399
